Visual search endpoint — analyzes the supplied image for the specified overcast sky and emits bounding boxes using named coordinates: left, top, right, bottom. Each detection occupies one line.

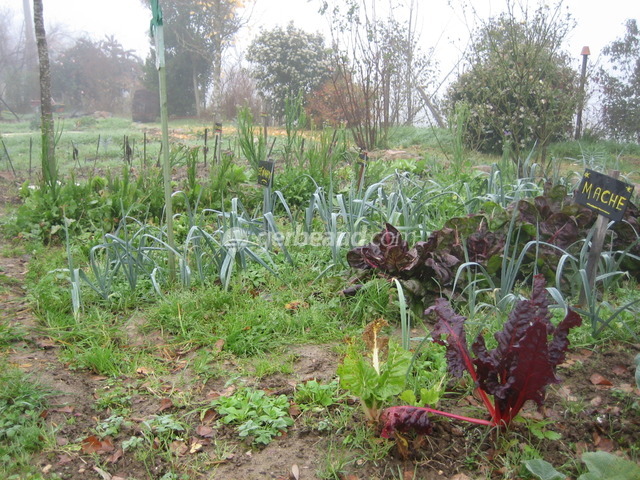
left=1, top=0, right=636, bottom=87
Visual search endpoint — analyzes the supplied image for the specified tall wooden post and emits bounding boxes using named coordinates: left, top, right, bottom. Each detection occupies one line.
left=151, top=0, right=176, bottom=281
left=575, top=46, right=590, bottom=140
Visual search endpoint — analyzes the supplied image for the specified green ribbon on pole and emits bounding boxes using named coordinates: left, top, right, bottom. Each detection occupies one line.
left=150, top=0, right=163, bottom=36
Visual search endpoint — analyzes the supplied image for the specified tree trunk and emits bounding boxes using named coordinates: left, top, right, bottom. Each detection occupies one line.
left=192, top=59, right=203, bottom=117
left=210, top=0, right=223, bottom=122
left=33, top=0, right=56, bottom=189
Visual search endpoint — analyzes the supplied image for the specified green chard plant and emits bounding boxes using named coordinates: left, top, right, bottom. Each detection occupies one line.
left=337, top=318, right=412, bottom=422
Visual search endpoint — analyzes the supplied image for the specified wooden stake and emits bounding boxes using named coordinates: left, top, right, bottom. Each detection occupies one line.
left=578, top=170, right=620, bottom=306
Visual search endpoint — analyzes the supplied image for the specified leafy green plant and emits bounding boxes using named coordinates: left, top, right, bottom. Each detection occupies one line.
left=294, top=379, right=342, bottom=412
left=337, top=318, right=412, bottom=422
left=211, top=388, right=293, bottom=446
left=122, top=414, right=188, bottom=454
left=525, top=451, right=640, bottom=480
left=380, top=275, right=582, bottom=437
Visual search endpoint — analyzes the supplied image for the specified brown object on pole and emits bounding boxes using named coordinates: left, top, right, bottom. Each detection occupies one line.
left=575, top=46, right=590, bottom=140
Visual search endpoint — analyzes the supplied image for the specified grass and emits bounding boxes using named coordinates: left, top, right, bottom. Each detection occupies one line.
left=0, top=363, right=53, bottom=479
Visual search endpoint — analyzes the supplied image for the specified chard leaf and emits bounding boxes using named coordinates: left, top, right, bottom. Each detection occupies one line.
left=426, top=298, right=475, bottom=379
left=337, top=353, right=378, bottom=405
left=428, top=275, right=582, bottom=427
left=471, top=275, right=582, bottom=424
left=379, top=406, right=433, bottom=438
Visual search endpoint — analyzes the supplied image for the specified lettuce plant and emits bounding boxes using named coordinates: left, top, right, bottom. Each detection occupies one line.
left=380, top=275, right=582, bottom=437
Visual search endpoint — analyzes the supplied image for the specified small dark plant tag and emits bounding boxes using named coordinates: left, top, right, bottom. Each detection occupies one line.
left=257, top=160, right=274, bottom=187
left=575, top=169, right=634, bottom=222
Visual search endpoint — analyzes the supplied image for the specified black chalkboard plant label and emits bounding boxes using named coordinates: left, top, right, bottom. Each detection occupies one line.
left=575, top=169, right=634, bottom=222
left=257, top=160, right=274, bottom=187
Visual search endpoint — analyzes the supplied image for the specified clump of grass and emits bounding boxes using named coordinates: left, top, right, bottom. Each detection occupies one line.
left=0, top=363, right=52, bottom=477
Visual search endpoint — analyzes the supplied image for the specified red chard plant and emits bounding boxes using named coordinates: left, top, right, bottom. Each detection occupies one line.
left=380, top=275, right=582, bottom=438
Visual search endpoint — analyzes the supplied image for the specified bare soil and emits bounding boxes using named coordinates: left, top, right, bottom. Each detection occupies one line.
left=1, top=172, right=639, bottom=480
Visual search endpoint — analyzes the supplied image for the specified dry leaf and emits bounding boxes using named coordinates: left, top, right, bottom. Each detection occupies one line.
left=612, top=365, right=628, bottom=376
left=213, top=338, right=225, bottom=353
left=590, top=373, right=613, bottom=386
left=618, top=383, right=635, bottom=394
left=107, top=447, right=123, bottom=464
left=288, top=404, right=302, bottom=417
left=57, top=454, right=73, bottom=465
left=285, top=300, right=309, bottom=311
left=195, top=425, right=215, bottom=438
left=36, top=338, right=57, bottom=349
left=290, top=464, right=300, bottom=480
left=595, top=437, right=615, bottom=452
left=556, top=385, right=578, bottom=402
left=54, top=405, right=75, bottom=414
left=81, top=435, right=115, bottom=454
left=201, top=408, right=218, bottom=424
left=158, top=398, right=174, bottom=412
left=169, top=440, right=188, bottom=456
left=190, top=441, right=204, bottom=454
left=93, top=466, right=112, bottom=480
left=590, top=395, right=603, bottom=407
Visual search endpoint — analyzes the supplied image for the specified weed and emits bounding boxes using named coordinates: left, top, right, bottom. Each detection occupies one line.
left=211, top=387, right=294, bottom=446
left=295, top=379, right=342, bottom=412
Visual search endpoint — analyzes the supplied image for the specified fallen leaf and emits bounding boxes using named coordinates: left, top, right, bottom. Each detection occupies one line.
left=158, top=398, right=174, bottom=412
left=93, top=466, right=112, bottom=480
left=36, top=338, right=57, bottom=349
left=618, top=383, right=635, bottom=394
left=288, top=404, right=302, bottom=417
left=285, top=300, right=309, bottom=311
left=590, top=373, right=613, bottom=386
left=594, top=436, right=615, bottom=452
left=190, top=441, right=204, bottom=454
left=612, top=365, right=628, bottom=376
left=206, top=385, right=235, bottom=400
left=213, top=339, right=225, bottom=353
left=195, top=425, right=214, bottom=438
left=556, top=385, right=578, bottom=402
left=201, top=408, right=218, bottom=424
left=290, top=464, right=300, bottom=480
left=54, top=405, right=75, bottom=414
left=81, top=435, right=115, bottom=454
left=107, top=448, right=123, bottom=464
left=170, top=440, right=188, bottom=456
left=57, top=454, right=73, bottom=465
